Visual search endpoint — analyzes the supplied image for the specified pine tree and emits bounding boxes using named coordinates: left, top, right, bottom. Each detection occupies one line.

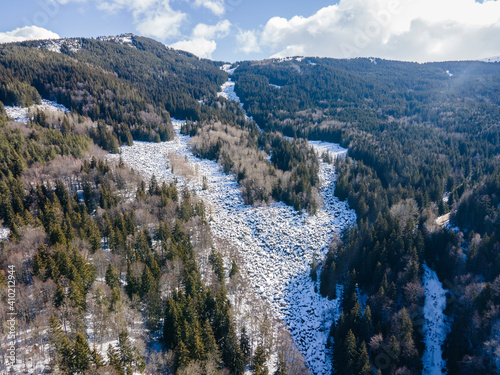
left=229, top=259, right=239, bottom=278
left=361, top=305, right=373, bottom=341
left=163, top=298, right=179, bottom=349
left=90, top=345, right=105, bottom=368
left=107, top=344, right=124, bottom=374
left=240, top=326, right=251, bottom=365
left=68, top=280, right=86, bottom=312
left=343, top=329, right=357, bottom=375
left=209, top=248, right=225, bottom=282
left=140, top=265, right=155, bottom=298
left=223, top=324, right=244, bottom=375
left=176, top=340, right=190, bottom=369
left=118, top=330, right=134, bottom=369
left=125, top=261, right=139, bottom=298
left=54, top=283, right=65, bottom=308
left=105, top=263, right=120, bottom=289
left=252, top=345, right=268, bottom=375
left=72, top=332, right=90, bottom=373
left=357, top=341, right=371, bottom=375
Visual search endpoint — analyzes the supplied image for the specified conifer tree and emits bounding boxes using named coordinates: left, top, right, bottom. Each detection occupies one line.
left=252, top=345, right=268, bottom=375
left=105, top=263, right=120, bottom=289
left=240, top=326, right=251, bottom=365
left=54, top=283, right=65, bottom=308
left=72, top=332, right=91, bottom=373
left=357, top=341, right=371, bottom=375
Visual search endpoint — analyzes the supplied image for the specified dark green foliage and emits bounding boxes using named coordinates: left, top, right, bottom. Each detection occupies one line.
left=252, top=345, right=268, bottom=375
left=72, top=332, right=91, bottom=373
left=188, top=121, right=320, bottom=213
left=209, top=248, right=225, bottom=282
left=105, top=263, right=120, bottom=289
left=229, top=259, right=239, bottom=278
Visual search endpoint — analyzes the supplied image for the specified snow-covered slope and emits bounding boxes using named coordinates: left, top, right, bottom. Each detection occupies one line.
left=113, top=119, right=355, bottom=374
left=217, top=79, right=254, bottom=122
left=221, top=64, right=238, bottom=75
left=422, top=263, right=450, bottom=375
left=4, top=99, right=69, bottom=123
left=39, top=38, right=82, bottom=53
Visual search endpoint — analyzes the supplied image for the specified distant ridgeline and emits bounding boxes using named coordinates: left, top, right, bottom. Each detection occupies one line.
left=233, top=57, right=500, bottom=374
left=0, top=35, right=244, bottom=148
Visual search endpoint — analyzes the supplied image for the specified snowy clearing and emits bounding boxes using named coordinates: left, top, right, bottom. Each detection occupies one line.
left=112, top=118, right=355, bottom=374
left=4, top=99, right=69, bottom=123
left=221, top=64, right=238, bottom=75
left=39, top=39, right=82, bottom=53
left=422, top=263, right=450, bottom=375
left=217, top=79, right=254, bottom=122
left=0, top=227, right=9, bottom=241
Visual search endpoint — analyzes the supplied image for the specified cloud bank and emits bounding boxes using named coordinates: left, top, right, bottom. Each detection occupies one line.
left=170, top=19, right=231, bottom=58
left=0, top=26, right=60, bottom=44
left=238, top=0, right=500, bottom=62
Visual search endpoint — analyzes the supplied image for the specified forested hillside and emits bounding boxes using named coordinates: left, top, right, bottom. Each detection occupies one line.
left=1, top=35, right=499, bottom=375
left=234, top=57, right=500, bottom=374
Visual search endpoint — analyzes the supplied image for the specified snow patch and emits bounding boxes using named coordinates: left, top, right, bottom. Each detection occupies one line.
left=217, top=79, right=254, bottom=122
left=39, top=38, right=82, bottom=53
left=0, top=227, right=10, bottom=241
left=98, top=34, right=136, bottom=48
left=269, top=83, right=282, bottom=89
left=221, top=63, right=238, bottom=75
left=4, top=99, right=69, bottom=124
left=422, top=263, right=450, bottom=375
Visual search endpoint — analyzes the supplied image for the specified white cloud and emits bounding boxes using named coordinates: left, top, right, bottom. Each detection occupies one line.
left=192, top=20, right=231, bottom=39
left=135, top=3, right=186, bottom=39
left=236, top=30, right=261, bottom=54
left=240, top=0, right=500, bottom=62
left=170, top=20, right=231, bottom=58
left=193, top=0, right=225, bottom=16
left=170, top=38, right=217, bottom=58
left=0, top=26, right=60, bottom=44
left=97, top=0, right=186, bottom=39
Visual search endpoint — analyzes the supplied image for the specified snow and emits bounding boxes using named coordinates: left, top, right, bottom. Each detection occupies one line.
left=39, top=39, right=82, bottom=53
left=269, top=83, right=282, bottom=89
left=422, top=263, right=450, bottom=375
left=221, top=64, right=238, bottom=75
left=435, top=213, right=450, bottom=227
left=217, top=79, right=254, bottom=121
left=4, top=99, right=69, bottom=123
left=97, top=34, right=136, bottom=48
left=0, top=227, right=9, bottom=241
left=112, top=117, right=355, bottom=374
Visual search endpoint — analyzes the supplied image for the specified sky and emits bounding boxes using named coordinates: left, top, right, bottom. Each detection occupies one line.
left=0, top=0, right=500, bottom=62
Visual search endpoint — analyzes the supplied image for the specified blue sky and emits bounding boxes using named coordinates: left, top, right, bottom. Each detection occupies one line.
left=1, top=0, right=500, bottom=62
